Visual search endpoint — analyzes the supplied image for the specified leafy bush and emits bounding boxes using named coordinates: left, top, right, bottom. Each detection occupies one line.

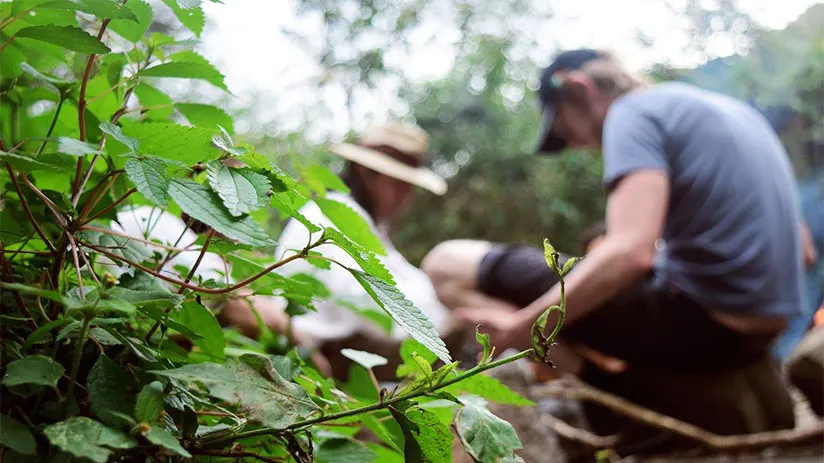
left=0, top=1, right=569, bottom=461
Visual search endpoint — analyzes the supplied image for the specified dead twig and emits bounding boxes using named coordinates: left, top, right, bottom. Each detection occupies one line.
left=540, top=413, right=619, bottom=449
left=531, top=378, right=824, bottom=451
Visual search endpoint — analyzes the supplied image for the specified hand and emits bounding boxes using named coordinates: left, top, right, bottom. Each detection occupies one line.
left=455, top=306, right=532, bottom=352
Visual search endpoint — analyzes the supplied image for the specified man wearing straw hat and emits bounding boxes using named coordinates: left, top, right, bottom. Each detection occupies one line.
left=273, top=123, right=462, bottom=380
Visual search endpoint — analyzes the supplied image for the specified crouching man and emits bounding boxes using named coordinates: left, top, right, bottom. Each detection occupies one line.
left=422, top=49, right=804, bottom=452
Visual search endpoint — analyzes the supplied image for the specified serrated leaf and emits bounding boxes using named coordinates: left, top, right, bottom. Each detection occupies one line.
left=109, top=0, right=152, bottom=42
left=43, top=417, right=135, bottom=463
left=23, top=318, right=73, bottom=351
left=322, top=228, right=393, bottom=283
left=2, top=355, right=64, bottom=387
left=151, top=354, right=320, bottom=429
left=315, top=438, right=375, bottom=463
left=161, top=0, right=204, bottom=36
left=76, top=229, right=152, bottom=266
left=87, top=355, right=135, bottom=426
left=74, top=0, right=139, bottom=21
left=348, top=269, right=451, bottom=365
left=138, top=61, right=226, bottom=90
left=124, top=157, right=169, bottom=207
left=17, top=25, right=110, bottom=53
left=207, top=161, right=271, bottom=217
left=305, top=164, right=350, bottom=194
left=455, top=396, right=523, bottom=463
left=391, top=406, right=453, bottom=463
left=444, top=373, right=533, bottom=406
left=135, top=381, right=165, bottom=423
left=107, top=285, right=184, bottom=307
left=315, top=197, right=386, bottom=255
left=212, top=125, right=233, bottom=151
left=144, top=426, right=191, bottom=457
left=271, top=191, right=321, bottom=233
left=176, top=103, right=233, bottom=132
left=117, top=122, right=218, bottom=166
left=0, top=414, right=36, bottom=455
left=172, top=302, right=224, bottom=359
left=89, top=327, right=121, bottom=346
left=99, top=121, right=138, bottom=152
left=56, top=137, right=100, bottom=156
left=341, top=348, right=388, bottom=370
left=168, top=179, right=276, bottom=247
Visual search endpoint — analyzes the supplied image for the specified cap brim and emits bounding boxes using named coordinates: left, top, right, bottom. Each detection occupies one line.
left=329, top=143, right=448, bottom=196
left=535, top=105, right=567, bottom=155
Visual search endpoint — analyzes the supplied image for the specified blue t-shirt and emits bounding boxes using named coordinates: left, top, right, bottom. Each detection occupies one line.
left=602, top=82, right=804, bottom=318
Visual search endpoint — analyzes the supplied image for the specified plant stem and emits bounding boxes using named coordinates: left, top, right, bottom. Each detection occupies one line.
left=80, top=187, right=136, bottom=226
left=4, top=162, right=56, bottom=253
left=77, top=171, right=121, bottom=222
left=66, top=233, right=85, bottom=299
left=145, top=229, right=215, bottom=341
left=35, top=96, right=66, bottom=156
left=72, top=18, right=112, bottom=202
left=19, top=173, right=66, bottom=228
left=80, top=239, right=321, bottom=295
left=206, top=349, right=533, bottom=447
left=0, top=242, right=38, bottom=330
left=80, top=224, right=186, bottom=252
left=65, top=316, right=92, bottom=411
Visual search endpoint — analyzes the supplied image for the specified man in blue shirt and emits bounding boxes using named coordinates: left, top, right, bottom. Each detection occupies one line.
left=423, top=49, right=804, bottom=449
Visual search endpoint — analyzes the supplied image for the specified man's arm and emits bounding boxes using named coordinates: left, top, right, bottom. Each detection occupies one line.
left=516, top=169, right=670, bottom=327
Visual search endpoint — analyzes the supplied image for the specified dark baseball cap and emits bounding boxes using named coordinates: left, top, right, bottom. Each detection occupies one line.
left=536, top=48, right=605, bottom=155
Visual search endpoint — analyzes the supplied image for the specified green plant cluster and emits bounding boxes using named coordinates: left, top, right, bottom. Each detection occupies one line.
left=0, top=1, right=567, bottom=461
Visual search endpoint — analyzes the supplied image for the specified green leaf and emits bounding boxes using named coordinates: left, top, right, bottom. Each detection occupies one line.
left=340, top=348, right=388, bottom=370
left=56, top=137, right=100, bottom=156
left=109, top=0, right=152, bottom=42
left=43, top=417, right=136, bottom=463
left=444, top=374, right=533, bottom=406
left=0, top=414, right=36, bottom=455
left=315, top=197, right=386, bottom=255
left=161, top=0, right=204, bottom=37
left=475, top=326, right=492, bottom=364
left=151, top=354, right=320, bottom=429
left=117, top=122, right=217, bottom=165
left=107, top=286, right=184, bottom=307
left=138, top=61, right=226, bottom=90
left=135, top=381, right=165, bottom=423
left=391, top=406, right=453, bottom=463
left=322, top=228, right=393, bottom=283
left=20, top=62, right=74, bottom=87
left=176, top=103, right=233, bottom=132
left=0, top=282, right=74, bottom=308
left=305, top=164, right=350, bottom=194
left=76, top=229, right=152, bottom=266
left=366, top=443, right=404, bottom=463
left=144, top=426, right=191, bottom=458
left=411, top=351, right=433, bottom=377
left=87, top=355, right=136, bottom=426
left=348, top=269, right=451, bottom=365
left=315, top=438, right=375, bottom=463
left=562, top=256, right=581, bottom=276
left=271, top=191, right=321, bottom=233
left=99, top=121, right=138, bottom=152
left=124, top=157, right=170, bottom=207
left=542, top=238, right=560, bottom=274
left=138, top=305, right=202, bottom=340
left=133, top=84, right=175, bottom=120
left=16, top=25, right=111, bottom=54
left=168, top=179, right=276, bottom=247
left=2, top=355, right=64, bottom=387
left=0, top=150, right=71, bottom=172
left=207, top=161, right=271, bottom=217
left=23, top=318, right=72, bottom=351
left=74, top=0, right=139, bottom=21
left=172, top=302, right=224, bottom=359
left=455, top=396, right=523, bottom=463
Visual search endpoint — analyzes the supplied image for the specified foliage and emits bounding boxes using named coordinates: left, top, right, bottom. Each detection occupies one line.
left=0, top=2, right=567, bottom=461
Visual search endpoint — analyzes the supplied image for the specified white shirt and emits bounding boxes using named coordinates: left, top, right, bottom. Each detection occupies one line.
left=274, top=192, right=451, bottom=342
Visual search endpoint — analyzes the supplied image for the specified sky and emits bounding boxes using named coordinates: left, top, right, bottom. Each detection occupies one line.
left=191, top=0, right=822, bottom=139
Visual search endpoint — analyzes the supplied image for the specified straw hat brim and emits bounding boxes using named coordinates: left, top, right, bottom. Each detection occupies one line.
left=329, top=143, right=448, bottom=196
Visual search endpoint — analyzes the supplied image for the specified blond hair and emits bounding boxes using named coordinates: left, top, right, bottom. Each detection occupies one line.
left=580, top=51, right=651, bottom=99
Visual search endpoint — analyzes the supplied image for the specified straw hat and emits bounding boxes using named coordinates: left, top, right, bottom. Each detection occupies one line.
left=329, top=124, right=448, bottom=196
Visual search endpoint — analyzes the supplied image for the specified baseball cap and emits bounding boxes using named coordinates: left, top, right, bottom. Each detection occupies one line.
left=535, top=48, right=605, bottom=155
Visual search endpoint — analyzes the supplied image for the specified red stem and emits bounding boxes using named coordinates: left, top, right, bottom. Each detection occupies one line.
left=0, top=242, right=38, bottom=330
left=4, top=163, right=56, bottom=253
